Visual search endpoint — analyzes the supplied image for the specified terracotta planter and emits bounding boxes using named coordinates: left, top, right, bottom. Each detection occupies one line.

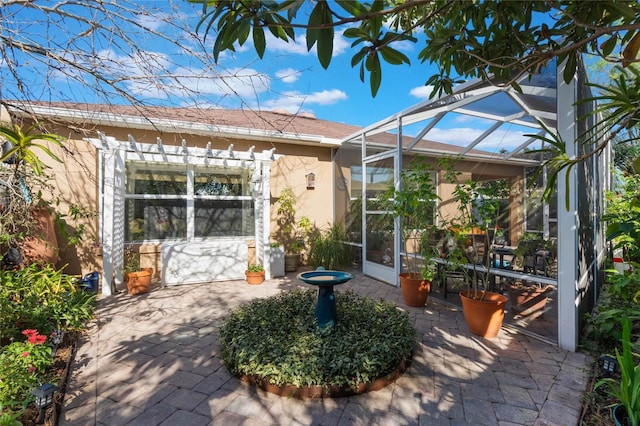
left=22, top=207, right=59, bottom=265
left=506, top=283, right=552, bottom=316
left=125, top=270, right=152, bottom=295
left=399, top=273, right=431, bottom=307
left=459, top=291, right=507, bottom=338
left=245, top=270, right=265, bottom=285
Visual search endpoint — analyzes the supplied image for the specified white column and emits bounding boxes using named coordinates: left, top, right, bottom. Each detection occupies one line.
left=100, top=140, right=125, bottom=296
left=556, top=60, right=579, bottom=351
left=261, top=159, right=271, bottom=279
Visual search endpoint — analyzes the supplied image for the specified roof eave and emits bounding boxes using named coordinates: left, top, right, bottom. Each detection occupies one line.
left=10, top=104, right=343, bottom=147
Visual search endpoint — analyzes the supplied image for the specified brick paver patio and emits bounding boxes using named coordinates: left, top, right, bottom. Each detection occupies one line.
left=60, top=270, right=591, bottom=425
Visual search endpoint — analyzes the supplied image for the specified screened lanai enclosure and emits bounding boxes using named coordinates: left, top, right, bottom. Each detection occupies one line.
left=332, top=59, right=610, bottom=351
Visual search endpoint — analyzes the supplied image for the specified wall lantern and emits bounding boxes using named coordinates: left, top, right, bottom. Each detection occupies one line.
left=306, top=172, right=315, bottom=189
left=31, top=383, right=58, bottom=424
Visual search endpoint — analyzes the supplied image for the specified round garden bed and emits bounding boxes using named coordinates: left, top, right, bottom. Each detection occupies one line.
left=219, top=289, right=416, bottom=399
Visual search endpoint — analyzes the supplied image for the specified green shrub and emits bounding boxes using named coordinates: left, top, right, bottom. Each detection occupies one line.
left=219, top=289, right=415, bottom=393
left=0, top=264, right=96, bottom=343
left=583, top=267, right=640, bottom=353
left=0, top=330, right=54, bottom=415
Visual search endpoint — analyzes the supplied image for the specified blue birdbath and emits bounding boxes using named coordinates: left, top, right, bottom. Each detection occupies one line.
left=297, top=268, right=354, bottom=329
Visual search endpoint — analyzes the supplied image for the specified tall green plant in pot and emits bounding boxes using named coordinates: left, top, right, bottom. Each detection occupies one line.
left=440, top=157, right=510, bottom=337
left=275, top=187, right=312, bottom=272
left=380, top=158, right=439, bottom=307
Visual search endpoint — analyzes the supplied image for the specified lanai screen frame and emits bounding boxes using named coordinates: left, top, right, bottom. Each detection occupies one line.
left=338, top=59, right=610, bottom=351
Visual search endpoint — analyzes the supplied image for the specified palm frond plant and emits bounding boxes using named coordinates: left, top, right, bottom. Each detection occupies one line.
left=595, top=317, right=640, bottom=426
left=0, top=123, right=64, bottom=177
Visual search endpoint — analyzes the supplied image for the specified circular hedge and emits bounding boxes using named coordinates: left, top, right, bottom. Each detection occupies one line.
left=219, top=289, right=416, bottom=398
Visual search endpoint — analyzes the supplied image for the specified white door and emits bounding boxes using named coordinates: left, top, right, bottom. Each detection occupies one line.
left=362, top=153, right=398, bottom=285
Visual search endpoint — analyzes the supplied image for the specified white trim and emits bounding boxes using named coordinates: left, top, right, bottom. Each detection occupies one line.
left=27, top=105, right=343, bottom=146
left=556, top=59, right=579, bottom=352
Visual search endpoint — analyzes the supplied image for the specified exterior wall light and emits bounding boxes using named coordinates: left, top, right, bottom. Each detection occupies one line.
left=31, top=383, right=58, bottom=424
left=306, top=172, right=315, bottom=189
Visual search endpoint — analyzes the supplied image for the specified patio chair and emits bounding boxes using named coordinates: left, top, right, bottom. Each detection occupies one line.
left=521, top=241, right=552, bottom=276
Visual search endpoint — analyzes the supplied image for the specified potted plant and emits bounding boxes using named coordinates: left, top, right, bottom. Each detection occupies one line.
left=245, top=263, right=265, bottom=285
left=275, top=187, right=312, bottom=272
left=595, top=317, right=640, bottom=426
left=123, top=248, right=151, bottom=294
left=441, top=162, right=509, bottom=337
left=380, top=158, right=439, bottom=307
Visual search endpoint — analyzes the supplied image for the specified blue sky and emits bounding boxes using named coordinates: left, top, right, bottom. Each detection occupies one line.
left=1, top=1, right=561, bottom=153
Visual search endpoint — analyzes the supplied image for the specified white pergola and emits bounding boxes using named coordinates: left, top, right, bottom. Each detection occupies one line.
left=341, top=59, right=611, bottom=351
left=88, top=132, right=276, bottom=298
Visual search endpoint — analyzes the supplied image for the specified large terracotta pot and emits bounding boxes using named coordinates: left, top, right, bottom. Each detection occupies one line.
left=459, top=291, right=507, bottom=338
left=126, top=270, right=152, bottom=295
left=399, top=273, right=431, bottom=307
left=506, top=283, right=552, bottom=316
left=245, top=270, right=265, bottom=285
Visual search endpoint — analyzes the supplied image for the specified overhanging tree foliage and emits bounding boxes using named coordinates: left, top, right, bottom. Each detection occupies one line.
left=192, top=0, right=640, bottom=185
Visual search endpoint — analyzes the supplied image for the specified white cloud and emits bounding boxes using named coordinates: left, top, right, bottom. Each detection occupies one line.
left=121, top=65, right=271, bottom=101
left=261, top=89, right=347, bottom=113
left=409, top=85, right=434, bottom=99
left=427, top=126, right=529, bottom=151
left=275, top=68, right=301, bottom=83
left=136, top=14, right=170, bottom=32
left=259, top=28, right=351, bottom=58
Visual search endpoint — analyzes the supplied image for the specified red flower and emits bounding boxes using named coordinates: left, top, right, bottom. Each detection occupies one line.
left=28, top=366, right=36, bottom=374
left=28, top=334, right=47, bottom=345
left=22, top=329, right=38, bottom=337
left=21, top=351, right=29, bottom=357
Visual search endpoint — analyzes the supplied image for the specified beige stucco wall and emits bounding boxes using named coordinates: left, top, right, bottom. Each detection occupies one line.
left=9, top=115, right=527, bottom=282
left=22, top=121, right=335, bottom=277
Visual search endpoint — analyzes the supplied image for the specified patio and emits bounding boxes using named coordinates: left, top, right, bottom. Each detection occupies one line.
left=60, top=271, right=590, bottom=425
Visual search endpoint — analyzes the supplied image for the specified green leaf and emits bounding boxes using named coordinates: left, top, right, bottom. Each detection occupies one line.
left=563, top=51, right=577, bottom=84
left=600, top=35, right=618, bottom=57
left=306, top=1, right=334, bottom=68
left=379, top=46, right=410, bottom=65
left=335, top=0, right=367, bottom=16
left=351, top=48, right=367, bottom=68
left=253, top=24, right=266, bottom=58
left=306, top=1, right=323, bottom=50
left=367, top=53, right=382, bottom=97
left=343, top=27, right=370, bottom=40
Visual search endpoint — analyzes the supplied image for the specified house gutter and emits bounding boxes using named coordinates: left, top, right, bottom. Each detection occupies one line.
left=10, top=105, right=344, bottom=148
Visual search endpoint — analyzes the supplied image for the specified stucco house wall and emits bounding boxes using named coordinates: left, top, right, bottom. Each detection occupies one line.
left=4, top=102, right=528, bottom=289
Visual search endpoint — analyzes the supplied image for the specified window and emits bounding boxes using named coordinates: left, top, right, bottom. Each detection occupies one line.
left=125, top=162, right=255, bottom=242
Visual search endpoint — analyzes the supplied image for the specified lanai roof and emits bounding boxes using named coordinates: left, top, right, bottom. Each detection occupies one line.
left=341, top=63, right=558, bottom=164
